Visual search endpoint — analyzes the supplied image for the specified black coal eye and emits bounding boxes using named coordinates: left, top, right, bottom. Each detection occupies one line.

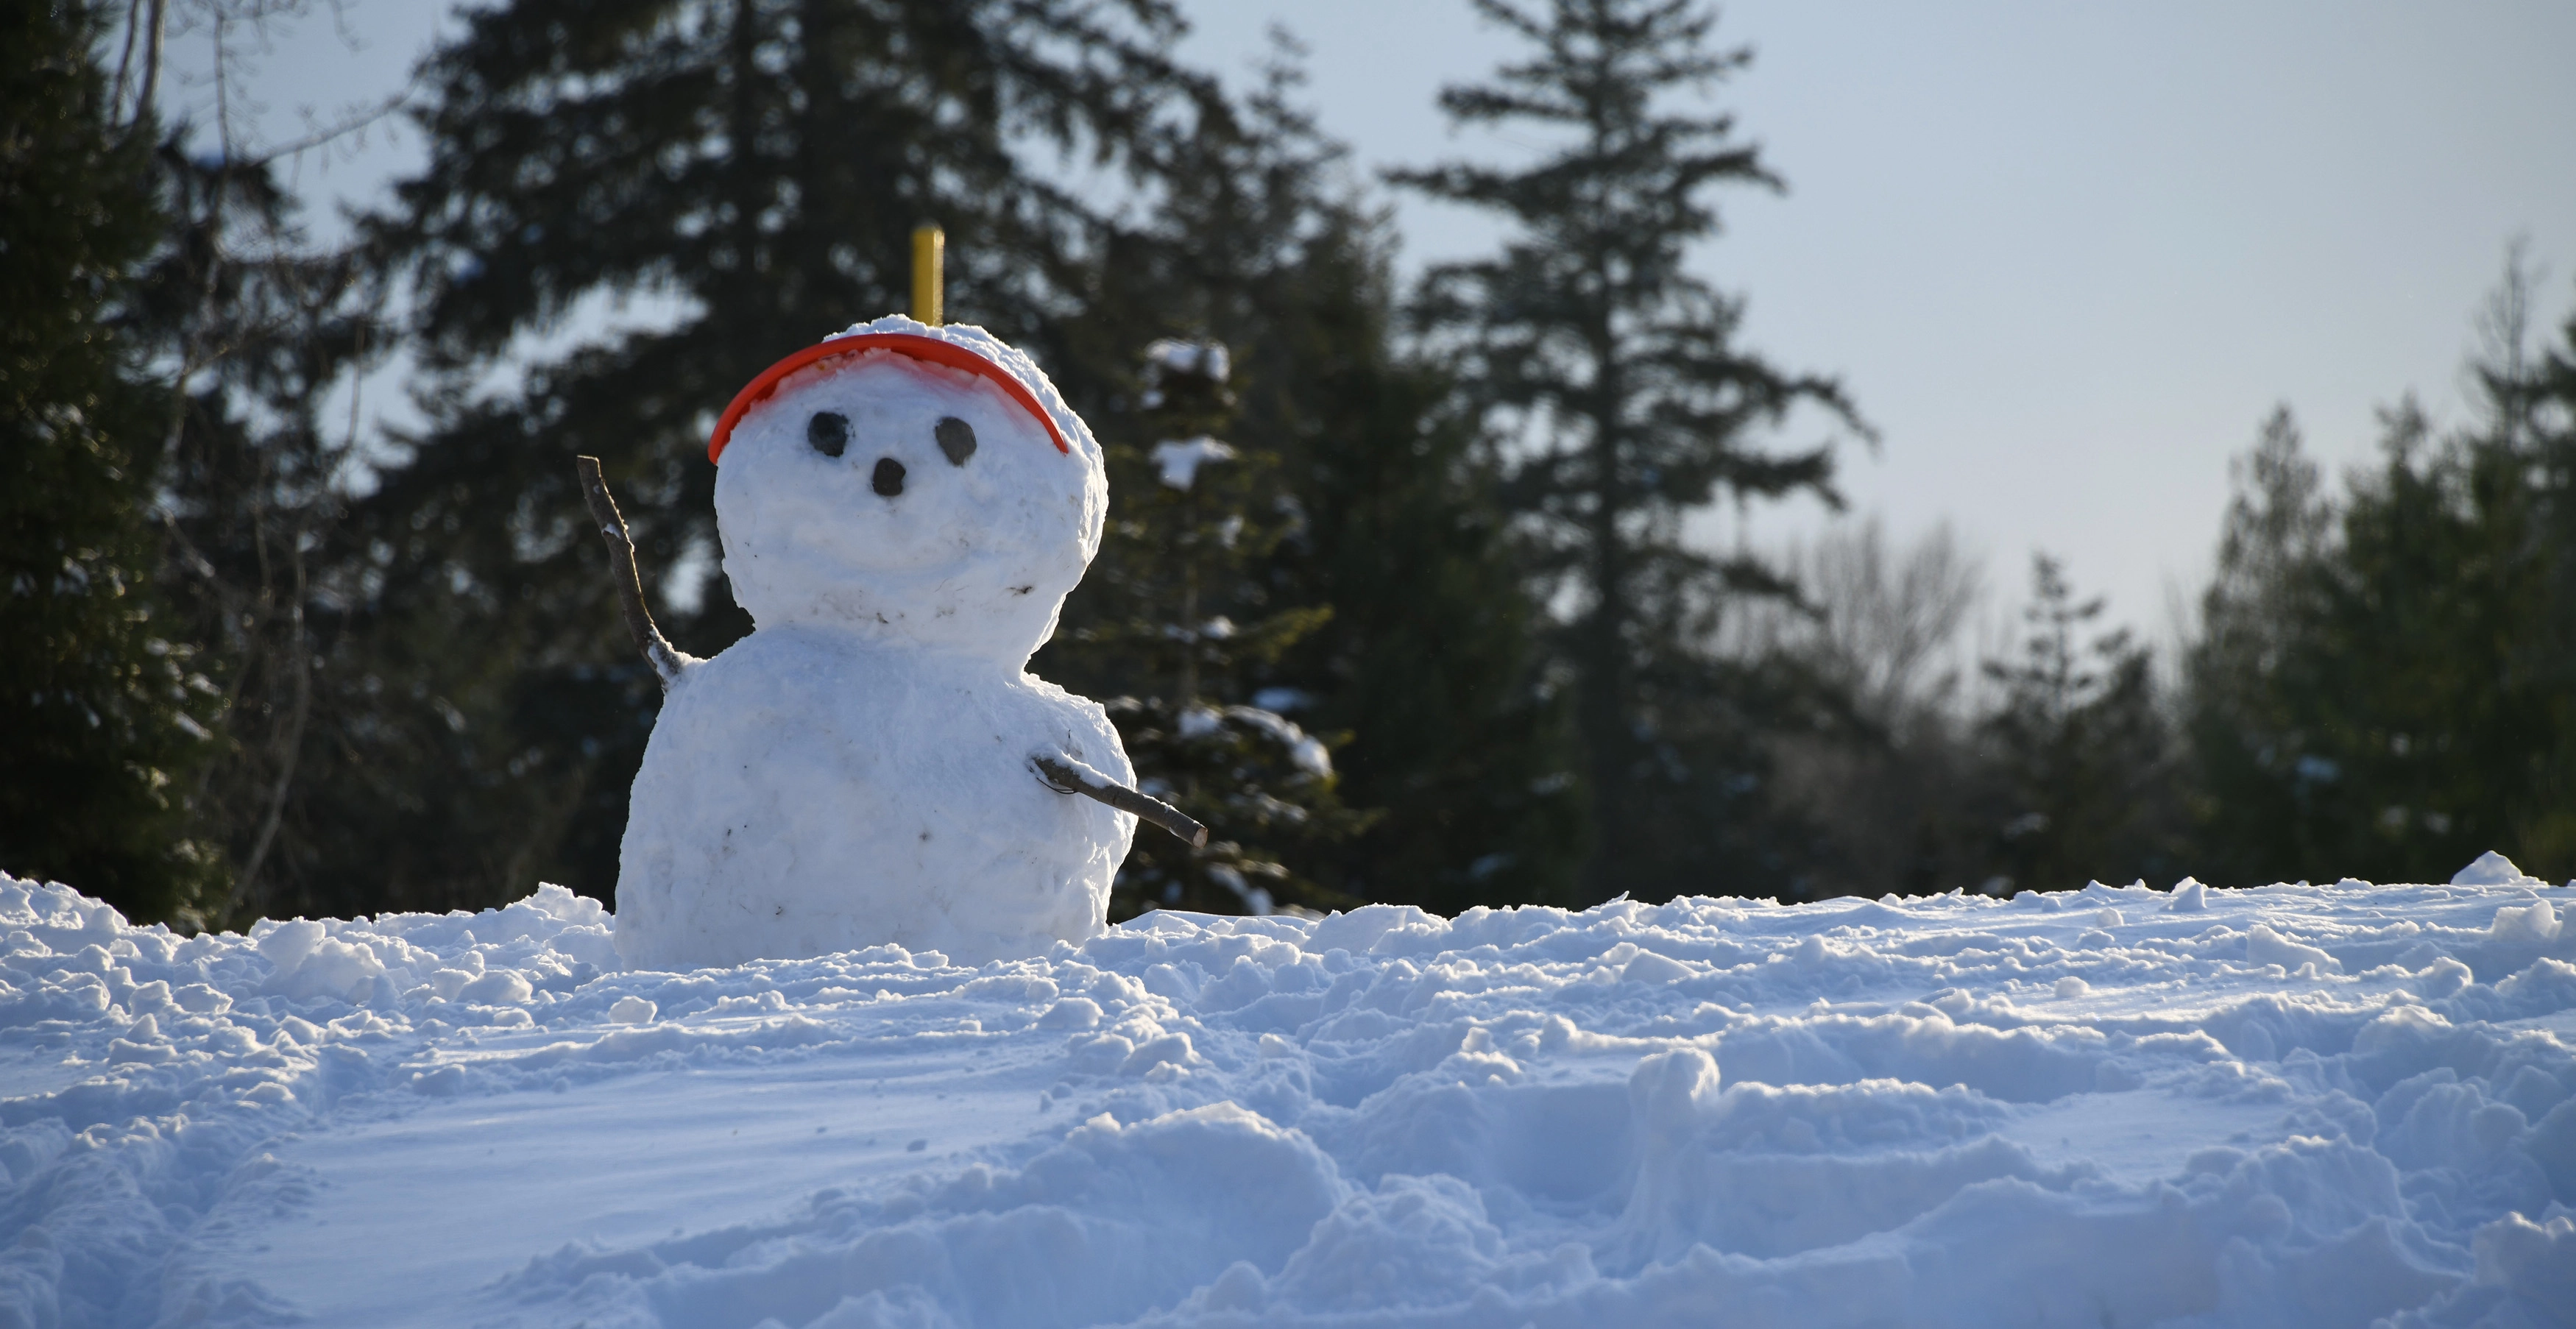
left=935, top=416, right=976, bottom=467
left=807, top=411, right=849, bottom=458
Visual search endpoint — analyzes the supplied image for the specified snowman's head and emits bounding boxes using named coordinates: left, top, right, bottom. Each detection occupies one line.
left=709, top=317, right=1108, bottom=661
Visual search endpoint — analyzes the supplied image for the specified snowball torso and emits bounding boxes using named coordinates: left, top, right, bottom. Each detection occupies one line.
left=612, top=318, right=1131, bottom=969
left=614, top=630, right=1131, bottom=969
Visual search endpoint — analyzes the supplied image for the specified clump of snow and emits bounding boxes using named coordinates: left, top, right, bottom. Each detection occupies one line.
left=3, top=865, right=2574, bottom=1326
left=1152, top=436, right=1236, bottom=490
left=2492, top=899, right=2563, bottom=944
left=1250, top=687, right=1313, bottom=714
left=1142, top=339, right=1231, bottom=386
left=2452, top=850, right=2542, bottom=887
left=617, top=315, right=1132, bottom=970
left=1206, top=704, right=1331, bottom=777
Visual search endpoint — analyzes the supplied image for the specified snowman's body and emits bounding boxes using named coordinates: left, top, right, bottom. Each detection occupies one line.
left=612, top=317, right=1133, bottom=970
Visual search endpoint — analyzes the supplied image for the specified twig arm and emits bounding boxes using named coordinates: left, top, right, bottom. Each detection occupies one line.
left=575, top=456, right=686, bottom=688
left=1033, top=752, right=1209, bottom=848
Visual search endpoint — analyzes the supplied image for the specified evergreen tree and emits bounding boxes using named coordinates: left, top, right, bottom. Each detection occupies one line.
left=1262, top=238, right=1590, bottom=914
left=1393, top=0, right=1863, bottom=901
left=2528, top=275, right=2576, bottom=871
left=1044, top=55, right=1589, bottom=914
left=0, top=0, right=224, bottom=922
left=2182, top=406, right=2336, bottom=885
left=132, top=142, right=389, bottom=926
left=2184, top=262, right=2576, bottom=884
left=1978, top=555, right=2179, bottom=893
left=1067, top=338, right=1365, bottom=918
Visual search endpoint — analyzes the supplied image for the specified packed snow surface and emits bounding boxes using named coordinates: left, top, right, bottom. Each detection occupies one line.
left=5, top=865, right=2575, bottom=1328
left=618, top=314, right=1132, bottom=970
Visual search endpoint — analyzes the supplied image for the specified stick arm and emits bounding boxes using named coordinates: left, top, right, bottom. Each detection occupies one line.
left=575, top=456, right=688, bottom=689
left=1033, top=751, right=1209, bottom=848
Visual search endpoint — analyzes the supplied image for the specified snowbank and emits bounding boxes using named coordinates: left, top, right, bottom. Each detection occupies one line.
left=2, top=869, right=2572, bottom=1327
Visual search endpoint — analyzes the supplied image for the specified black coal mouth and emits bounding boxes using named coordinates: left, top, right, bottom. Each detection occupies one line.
left=872, top=457, right=907, bottom=496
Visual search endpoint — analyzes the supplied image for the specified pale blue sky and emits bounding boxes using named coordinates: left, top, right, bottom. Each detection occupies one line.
left=1177, top=1, right=2576, bottom=642
left=177, top=0, right=2576, bottom=644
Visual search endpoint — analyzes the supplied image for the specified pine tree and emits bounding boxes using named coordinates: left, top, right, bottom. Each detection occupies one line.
left=1393, top=0, right=1863, bottom=901
left=1041, top=54, right=1588, bottom=913
left=1978, top=555, right=2179, bottom=893
left=0, top=0, right=226, bottom=922
left=2528, top=275, right=2576, bottom=870
left=132, top=143, right=389, bottom=926
left=1065, top=339, right=1366, bottom=918
left=1260, top=235, right=1590, bottom=913
left=2182, top=407, right=2336, bottom=885
left=2182, top=260, right=2576, bottom=884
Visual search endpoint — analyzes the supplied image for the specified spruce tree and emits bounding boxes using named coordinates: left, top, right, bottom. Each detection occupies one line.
left=2182, top=407, right=2336, bottom=885
left=2221, top=402, right=2553, bottom=882
left=132, top=143, right=389, bottom=926
left=1261, top=237, right=1589, bottom=913
left=1042, top=58, right=1588, bottom=913
left=2529, top=281, right=2576, bottom=870
left=1978, top=555, right=2179, bottom=893
left=2182, top=266, right=2576, bottom=885
left=0, top=0, right=224, bottom=922
left=1066, top=339, right=1365, bottom=918
left=1393, top=0, right=1863, bottom=901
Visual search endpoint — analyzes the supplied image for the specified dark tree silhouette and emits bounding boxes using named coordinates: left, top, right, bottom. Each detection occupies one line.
left=2184, top=258, right=2576, bottom=884
left=1396, top=0, right=1864, bottom=901
left=1980, top=555, right=2179, bottom=893
left=0, top=1, right=225, bottom=922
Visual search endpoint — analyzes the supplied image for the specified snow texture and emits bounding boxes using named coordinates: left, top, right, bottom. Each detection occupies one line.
left=1214, top=705, right=1331, bottom=778
left=615, top=316, right=1134, bottom=970
left=1152, top=438, right=1236, bottom=491
left=1142, top=339, right=1231, bottom=386
left=5, top=862, right=2576, bottom=1327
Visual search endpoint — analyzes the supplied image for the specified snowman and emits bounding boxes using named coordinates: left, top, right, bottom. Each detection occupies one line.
left=608, top=314, right=1154, bottom=970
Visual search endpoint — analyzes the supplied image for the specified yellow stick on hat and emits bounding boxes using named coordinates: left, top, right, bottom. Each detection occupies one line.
left=911, top=224, right=944, bottom=326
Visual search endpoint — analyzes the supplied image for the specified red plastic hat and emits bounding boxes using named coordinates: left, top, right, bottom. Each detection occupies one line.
left=707, top=332, right=1072, bottom=463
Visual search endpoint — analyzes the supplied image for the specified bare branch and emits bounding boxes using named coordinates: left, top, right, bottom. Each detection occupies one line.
left=250, top=89, right=414, bottom=168
left=1033, top=754, right=1209, bottom=848
left=574, top=456, right=685, bottom=688
left=224, top=514, right=311, bottom=924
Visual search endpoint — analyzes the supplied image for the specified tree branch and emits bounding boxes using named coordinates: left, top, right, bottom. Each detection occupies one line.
left=1033, top=753, right=1209, bottom=848
left=575, top=456, right=686, bottom=688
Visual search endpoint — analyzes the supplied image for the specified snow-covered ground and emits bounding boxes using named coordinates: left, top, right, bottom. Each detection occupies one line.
left=4, top=862, right=2573, bottom=1328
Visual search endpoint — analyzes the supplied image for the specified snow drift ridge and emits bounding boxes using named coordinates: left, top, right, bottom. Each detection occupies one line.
left=1, top=868, right=2573, bottom=1327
